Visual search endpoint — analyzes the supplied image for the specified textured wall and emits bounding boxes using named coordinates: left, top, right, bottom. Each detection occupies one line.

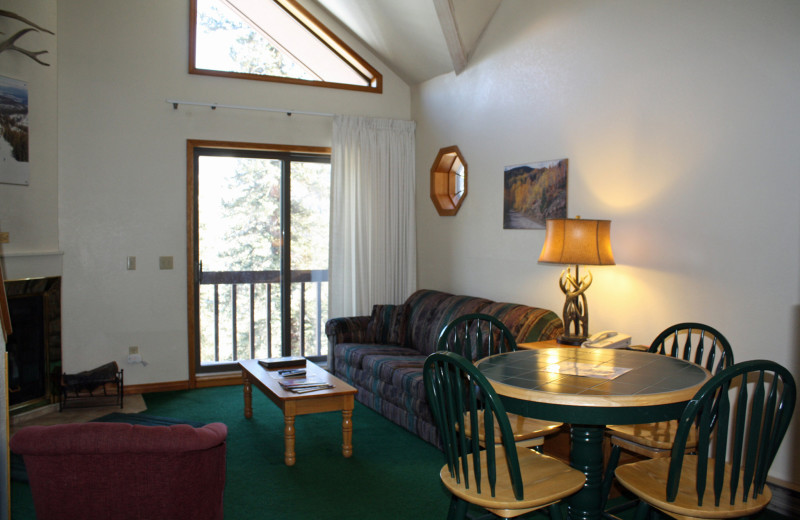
left=413, top=0, right=800, bottom=484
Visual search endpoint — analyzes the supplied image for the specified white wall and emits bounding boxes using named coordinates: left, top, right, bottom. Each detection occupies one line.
left=0, top=1, right=60, bottom=277
left=0, top=0, right=411, bottom=386
left=413, top=0, right=800, bottom=484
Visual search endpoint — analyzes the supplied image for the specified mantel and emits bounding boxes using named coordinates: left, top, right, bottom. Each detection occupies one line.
left=0, top=251, right=64, bottom=281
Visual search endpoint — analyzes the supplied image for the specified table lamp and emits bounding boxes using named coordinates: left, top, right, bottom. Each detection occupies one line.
left=538, top=217, right=615, bottom=345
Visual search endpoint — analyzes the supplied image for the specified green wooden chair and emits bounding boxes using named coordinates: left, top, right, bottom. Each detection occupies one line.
left=614, top=359, right=795, bottom=520
left=602, top=323, right=734, bottom=515
left=437, top=314, right=562, bottom=449
left=423, top=351, right=585, bottom=520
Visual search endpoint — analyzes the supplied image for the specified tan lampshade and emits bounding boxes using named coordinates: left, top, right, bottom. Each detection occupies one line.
left=538, top=218, right=615, bottom=266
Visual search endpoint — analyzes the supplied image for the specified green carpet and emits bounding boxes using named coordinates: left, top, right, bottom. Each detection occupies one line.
left=9, top=385, right=795, bottom=520
left=11, top=385, right=459, bottom=520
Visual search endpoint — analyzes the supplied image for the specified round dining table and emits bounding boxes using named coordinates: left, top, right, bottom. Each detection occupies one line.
left=476, top=347, right=710, bottom=520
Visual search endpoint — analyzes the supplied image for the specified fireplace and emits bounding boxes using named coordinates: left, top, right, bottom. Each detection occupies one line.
left=4, top=276, right=62, bottom=412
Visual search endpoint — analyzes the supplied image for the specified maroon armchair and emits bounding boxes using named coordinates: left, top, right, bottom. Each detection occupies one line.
left=10, top=421, right=227, bottom=520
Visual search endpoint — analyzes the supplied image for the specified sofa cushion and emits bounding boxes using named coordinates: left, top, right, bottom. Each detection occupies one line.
left=366, top=304, right=409, bottom=345
left=361, top=354, right=427, bottom=389
left=480, top=301, right=563, bottom=343
left=336, top=343, right=418, bottom=369
left=404, top=290, right=493, bottom=356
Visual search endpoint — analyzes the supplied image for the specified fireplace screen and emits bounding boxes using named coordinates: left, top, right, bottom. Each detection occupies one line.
left=4, top=277, right=61, bottom=409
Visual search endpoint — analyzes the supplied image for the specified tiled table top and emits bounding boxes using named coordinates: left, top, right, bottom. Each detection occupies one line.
left=477, top=348, right=710, bottom=409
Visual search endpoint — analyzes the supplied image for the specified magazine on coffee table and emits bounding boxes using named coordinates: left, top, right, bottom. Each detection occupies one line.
left=278, top=377, right=334, bottom=393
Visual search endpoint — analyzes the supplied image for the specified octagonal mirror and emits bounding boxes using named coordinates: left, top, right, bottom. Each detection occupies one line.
left=430, top=145, right=467, bottom=216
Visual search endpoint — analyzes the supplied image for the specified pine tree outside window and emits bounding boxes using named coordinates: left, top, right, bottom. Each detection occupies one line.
left=190, top=0, right=382, bottom=92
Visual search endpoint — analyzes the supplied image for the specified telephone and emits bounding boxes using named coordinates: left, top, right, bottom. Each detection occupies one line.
left=582, top=330, right=631, bottom=349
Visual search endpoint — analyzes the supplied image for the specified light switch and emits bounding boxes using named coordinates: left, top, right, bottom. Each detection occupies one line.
left=127, top=256, right=136, bottom=270
left=159, top=256, right=174, bottom=270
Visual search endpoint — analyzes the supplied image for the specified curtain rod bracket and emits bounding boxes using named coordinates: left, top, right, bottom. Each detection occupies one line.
left=172, top=102, right=178, bottom=110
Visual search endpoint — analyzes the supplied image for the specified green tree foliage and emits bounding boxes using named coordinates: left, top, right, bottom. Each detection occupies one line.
left=503, top=160, right=567, bottom=226
left=198, top=0, right=314, bottom=80
left=218, top=158, right=282, bottom=271
left=197, top=156, right=330, bottom=363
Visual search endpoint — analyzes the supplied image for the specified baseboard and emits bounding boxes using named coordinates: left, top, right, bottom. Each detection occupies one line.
left=194, top=373, right=243, bottom=388
left=124, top=380, right=191, bottom=395
left=123, top=372, right=242, bottom=395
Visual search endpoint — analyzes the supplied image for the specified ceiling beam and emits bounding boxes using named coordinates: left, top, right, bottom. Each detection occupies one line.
left=432, top=0, right=467, bottom=75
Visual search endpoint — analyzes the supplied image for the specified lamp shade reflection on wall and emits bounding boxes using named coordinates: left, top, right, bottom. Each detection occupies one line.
left=538, top=218, right=615, bottom=345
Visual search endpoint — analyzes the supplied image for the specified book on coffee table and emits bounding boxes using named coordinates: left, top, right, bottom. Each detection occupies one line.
left=258, top=356, right=306, bottom=369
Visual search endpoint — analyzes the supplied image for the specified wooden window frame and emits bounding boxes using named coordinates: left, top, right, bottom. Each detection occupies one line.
left=189, top=0, right=382, bottom=93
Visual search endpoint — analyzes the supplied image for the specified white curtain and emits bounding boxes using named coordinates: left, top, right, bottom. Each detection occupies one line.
left=329, top=115, right=417, bottom=318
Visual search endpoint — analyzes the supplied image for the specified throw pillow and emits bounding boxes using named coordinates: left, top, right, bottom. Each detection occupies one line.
left=367, top=304, right=409, bottom=345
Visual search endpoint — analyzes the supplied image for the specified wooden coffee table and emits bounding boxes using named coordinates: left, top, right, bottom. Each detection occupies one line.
left=239, top=359, right=357, bottom=466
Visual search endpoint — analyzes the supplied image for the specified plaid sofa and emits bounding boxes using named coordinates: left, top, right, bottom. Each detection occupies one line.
left=325, top=289, right=563, bottom=445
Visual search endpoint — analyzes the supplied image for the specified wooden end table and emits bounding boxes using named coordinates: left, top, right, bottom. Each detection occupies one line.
left=239, top=359, right=357, bottom=466
left=517, top=339, right=574, bottom=349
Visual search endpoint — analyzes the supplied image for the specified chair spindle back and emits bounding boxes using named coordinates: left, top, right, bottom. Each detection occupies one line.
left=650, top=322, right=734, bottom=375
left=437, top=313, right=516, bottom=362
left=667, top=360, right=796, bottom=507
left=424, top=351, right=524, bottom=500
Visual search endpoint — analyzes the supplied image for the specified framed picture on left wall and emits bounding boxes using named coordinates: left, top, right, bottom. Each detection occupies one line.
left=0, top=75, right=30, bottom=186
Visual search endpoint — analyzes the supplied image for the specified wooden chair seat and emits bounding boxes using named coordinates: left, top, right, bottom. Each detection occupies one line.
left=615, top=456, right=772, bottom=519
left=601, top=323, right=735, bottom=514
left=441, top=441, right=585, bottom=518
left=425, top=351, right=585, bottom=520
left=607, top=420, right=697, bottom=457
left=438, top=314, right=564, bottom=452
left=612, top=360, right=794, bottom=520
left=463, top=410, right=562, bottom=448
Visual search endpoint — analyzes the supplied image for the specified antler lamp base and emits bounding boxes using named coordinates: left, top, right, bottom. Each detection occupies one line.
left=556, top=266, right=591, bottom=345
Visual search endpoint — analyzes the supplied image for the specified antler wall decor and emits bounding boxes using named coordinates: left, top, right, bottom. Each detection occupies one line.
left=0, top=9, right=54, bottom=66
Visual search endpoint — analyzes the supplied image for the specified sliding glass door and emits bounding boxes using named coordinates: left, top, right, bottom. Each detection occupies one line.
left=188, top=142, right=330, bottom=375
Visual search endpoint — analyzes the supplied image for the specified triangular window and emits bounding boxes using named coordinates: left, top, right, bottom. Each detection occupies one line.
left=190, top=0, right=382, bottom=93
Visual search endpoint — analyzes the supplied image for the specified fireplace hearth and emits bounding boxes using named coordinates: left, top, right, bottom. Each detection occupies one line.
left=4, top=276, right=62, bottom=412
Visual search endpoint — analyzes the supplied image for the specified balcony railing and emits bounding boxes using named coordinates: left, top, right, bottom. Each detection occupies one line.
left=198, top=269, right=328, bottom=363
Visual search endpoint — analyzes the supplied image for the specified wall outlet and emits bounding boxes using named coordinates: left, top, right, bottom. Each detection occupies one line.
left=128, top=346, right=139, bottom=355
left=127, top=353, right=143, bottom=364
left=159, top=256, right=173, bottom=270
left=127, top=256, right=136, bottom=270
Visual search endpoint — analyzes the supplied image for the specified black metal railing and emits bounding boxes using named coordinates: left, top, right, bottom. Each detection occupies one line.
left=198, top=269, right=328, bottom=362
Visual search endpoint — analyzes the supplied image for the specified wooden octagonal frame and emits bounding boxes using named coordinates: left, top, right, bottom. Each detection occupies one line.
left=430, top=145, right=467, bottom=216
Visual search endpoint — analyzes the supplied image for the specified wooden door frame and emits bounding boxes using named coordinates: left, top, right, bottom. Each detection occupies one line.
left=186, top=139, right=330, bottom=388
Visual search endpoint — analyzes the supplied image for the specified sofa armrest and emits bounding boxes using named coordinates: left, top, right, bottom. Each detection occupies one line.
left=325, top=315, right=370, bottom=370
left=325, top=316, right=370, bottom=343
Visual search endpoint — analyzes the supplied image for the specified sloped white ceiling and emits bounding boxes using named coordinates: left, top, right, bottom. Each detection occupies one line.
left=310, top=0, right=501, bottom=85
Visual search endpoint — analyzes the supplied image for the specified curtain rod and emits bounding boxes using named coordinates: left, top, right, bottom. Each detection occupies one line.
left=165, top=98, right=334, bottom=118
